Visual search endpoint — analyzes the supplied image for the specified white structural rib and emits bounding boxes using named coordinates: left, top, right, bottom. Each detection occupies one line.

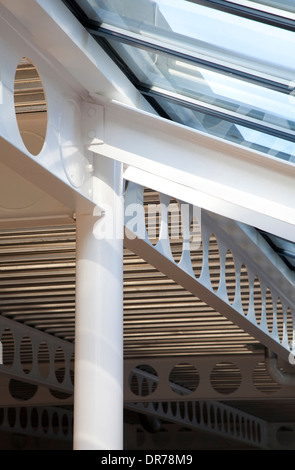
left=90, top=99, right=295, bottom=243
left=122, top=181, right=295, bottom=364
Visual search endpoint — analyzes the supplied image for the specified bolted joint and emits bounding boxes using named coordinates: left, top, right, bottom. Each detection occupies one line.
left=82, top=101, right=104, bottom=146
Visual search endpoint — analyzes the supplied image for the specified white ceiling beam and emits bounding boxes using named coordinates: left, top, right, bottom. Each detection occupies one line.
left=90, top=99, right=295, bottom=243
left=0, top=315, right=74, bottom=394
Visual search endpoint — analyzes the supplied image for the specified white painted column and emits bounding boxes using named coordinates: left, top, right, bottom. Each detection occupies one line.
left=74, top=156, right=124, bottom=450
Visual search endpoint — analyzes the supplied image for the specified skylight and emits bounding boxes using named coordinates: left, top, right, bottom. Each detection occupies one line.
left=62, top=0, right=295, bottom=270
left=64, top=0, right=295, bottom=164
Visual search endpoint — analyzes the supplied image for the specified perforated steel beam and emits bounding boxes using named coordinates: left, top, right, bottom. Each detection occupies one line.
left=0, top=315, right=74, bottom=395
left=126, top=400, right=269, bottom=449
left=123, top=183, right=295, bottom=365
left=0, top=5, right=95, bottom=215
left=0, top=406, right=73, bottom=442
left=2, top=313, right=295, bottom=404
left=124, top=354, right=295, bottom=402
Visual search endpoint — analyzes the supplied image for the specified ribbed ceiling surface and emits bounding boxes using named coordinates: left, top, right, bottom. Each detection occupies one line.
left=0, top=223, right=258, bottom=357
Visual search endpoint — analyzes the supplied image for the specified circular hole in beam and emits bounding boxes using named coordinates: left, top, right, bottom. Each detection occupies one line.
left=210, top=362, right=242, bottom=395
left=169, top=362, right=199, bottom=396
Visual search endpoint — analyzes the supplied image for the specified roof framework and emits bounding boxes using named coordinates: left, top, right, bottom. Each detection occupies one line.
left=1, top=0, right=295, bottom=450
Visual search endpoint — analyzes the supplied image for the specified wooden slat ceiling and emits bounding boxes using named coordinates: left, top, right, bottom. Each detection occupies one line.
left=0, top=220, right=259, bottom=358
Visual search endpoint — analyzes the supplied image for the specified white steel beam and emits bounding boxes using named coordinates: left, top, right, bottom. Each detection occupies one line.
left=0, top=315, right=74, bottom=394
left=124, top=354, right=295, bottom=402
left=89, top=99, right=295, bottom=243
left=126, top=400, right=269, bottom=449
left=0, top=5, right=95, bottom=214
left=0, top=406, right=73, bottom=442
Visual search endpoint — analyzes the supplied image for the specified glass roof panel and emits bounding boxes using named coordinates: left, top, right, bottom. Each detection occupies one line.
left=75, top=0, right=295, bottom=82
left=70, top=1, right=295, bottom=159
left=152, top=95, right=293, bottom=161
left=259, top=231, right=295, bottom=270
left=63, top=0, right=295, bottom=160
left=236, top=0, right=295, bottom=13
left=198, top=0, right=295, bottom=16
left=105, top=38, right=295, bottom=147
left=63, top=0, right=295, bottom=270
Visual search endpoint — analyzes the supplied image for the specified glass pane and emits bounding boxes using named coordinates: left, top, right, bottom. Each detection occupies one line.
left=259, top=232, right=295, bottom=269
left=246, top=0, right=295, bottom=14
left=267, top=234, right=295, bottom=254
left=153, top=96, right=293, bottom=162
left=76, top=0, right=295, bottom=82
left=106, top=38, right=295, bottom=139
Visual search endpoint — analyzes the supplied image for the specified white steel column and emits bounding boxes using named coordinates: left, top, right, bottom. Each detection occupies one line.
left=74, top=156, right=124, bottom=450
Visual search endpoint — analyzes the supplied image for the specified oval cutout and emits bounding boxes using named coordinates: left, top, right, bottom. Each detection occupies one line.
left=14, top=57, right=47, bottom=156
left=169, top=362, right=199, bottom=396
left=38, top=341, right=50, bottom=379
left=225, top=249, right=236, bottom=304
left=253, top=276, right=262, bottom=325
left=143, top=188, right=161, bottom=246
left=1, top=328, right=15, bottom=369
left=210, top=362, right=241, bottom=395
left=265, top=287, right=274, bottom=334
left=240, top=264, right=250, bottom=315
left=190, top=216, right=203, bottom=279
left=208, top=234, right=221, bottom=292
left=55, top=346, right=66, bottom=384
left=276, top=298, right=284, bottom=343
left=287, top=307, right=294, bottom=347
left=168, top=199, right=183, bottom=263
left=20, top=335, right=33, bottom=374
